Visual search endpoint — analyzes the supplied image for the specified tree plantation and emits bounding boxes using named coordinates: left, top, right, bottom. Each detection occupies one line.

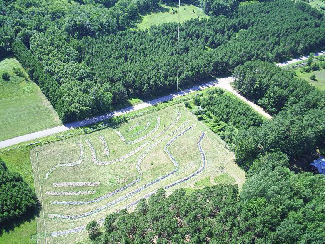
left=1, top=0, right=325, bottom=121
left=0, top=0, right=325, bottom=244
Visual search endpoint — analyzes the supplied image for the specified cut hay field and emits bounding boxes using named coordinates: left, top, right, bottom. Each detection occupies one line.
left=137, top=4, right=208, bottom=30
left=31, top=104, right=245, bottom=243
left=0, top=58, right=61, bottom=141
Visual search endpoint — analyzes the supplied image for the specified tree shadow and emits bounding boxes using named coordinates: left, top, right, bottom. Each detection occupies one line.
left=0, top=200, right=41, bottom=235
left=0, top=49, right=14, bottom=62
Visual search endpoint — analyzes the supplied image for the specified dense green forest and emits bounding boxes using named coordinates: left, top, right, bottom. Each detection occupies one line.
left=88, top=152, right=325, bottom=243
left=1, top=0, right=325, bottom=121
left=233, top=61, right=325, bottom=169
left=0, top=160, right=38, bottom=233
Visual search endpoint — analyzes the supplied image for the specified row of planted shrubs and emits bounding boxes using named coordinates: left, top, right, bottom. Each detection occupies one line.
left=185, top=88, right=265, bottom=144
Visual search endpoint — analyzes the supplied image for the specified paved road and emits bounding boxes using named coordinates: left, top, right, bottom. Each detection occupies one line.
left=276, top=51, right=325, bottom=67
left=1, top=51, right=324, bottom=149
left=0, top=78, right=234, bottom=149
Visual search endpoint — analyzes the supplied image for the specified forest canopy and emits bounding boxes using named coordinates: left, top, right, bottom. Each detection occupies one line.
left=1, top=0, right=325, bottom=121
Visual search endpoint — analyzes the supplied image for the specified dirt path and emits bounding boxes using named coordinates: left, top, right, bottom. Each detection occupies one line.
left=1, top=51, right=322, bottom=149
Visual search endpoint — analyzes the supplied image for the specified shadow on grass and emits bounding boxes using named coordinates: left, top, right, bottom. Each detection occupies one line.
left=0, top=200, right=41, bottom=235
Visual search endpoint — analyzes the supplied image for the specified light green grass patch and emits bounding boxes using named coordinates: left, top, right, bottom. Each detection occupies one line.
left=30, top=104, right=245, bottom=243
left=308, top=0, right=325, bottom=12
left=194, top=176, right=213, bottom=188
left=295, top=69, right=325, bottom=90
left=127, top=98, right=144, bottom=106
left=137, top=4, right=208, bottom=30
left=214, top=173, right=236, bottom=185
left=0, top=220, right=37, bottom=244
left=0, top=147, right=34, bottom=188
left=0, top=58, right=62, bottom=141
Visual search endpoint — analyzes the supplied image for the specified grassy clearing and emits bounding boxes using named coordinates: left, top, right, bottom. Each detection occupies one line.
left=295, top=69, right=325, bottom=90
left=0, top=58, right=61, bottom=141
left=30, top=103, right=245, bottom=243
left=137, top=4, right=208, bottom=30
left=0, top=147, right=34, bottom=188
left=0, top=220, right=37, bottom=244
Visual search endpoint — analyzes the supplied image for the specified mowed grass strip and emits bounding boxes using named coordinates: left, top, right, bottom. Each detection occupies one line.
left=137, top=4, right=208, bottom=30
left=0, top=58, right=61, bottom=141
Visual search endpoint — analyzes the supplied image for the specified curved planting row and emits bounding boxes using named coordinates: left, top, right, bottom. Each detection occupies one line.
left=48, top=125, right=192, bottom=221
left=99, top=136, right=110, bottom=157
left=116, top=117, right=161, bottom=145
left=127, top=132, right=207, bottom=208
left=50, top=111, right=182, bottom=206
left=130, top=117, right=160, bottom=144
left=85, top=136, right=147, bottom=166
left=165, top=132, right=206, bottom=190
left=51, top=131, right=207, bottom=238
left=130, top=121, right=151, bottom=136
left=45, top=143, right=84, bottom=179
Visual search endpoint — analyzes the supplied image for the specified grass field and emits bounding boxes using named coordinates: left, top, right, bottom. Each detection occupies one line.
left=0, top=58, right=61, bottom=141
left=295, top=69, right=325, bottom=90
left=30, top=103, right=245, bottom=243
left=137, top=4, right=208, bottom=30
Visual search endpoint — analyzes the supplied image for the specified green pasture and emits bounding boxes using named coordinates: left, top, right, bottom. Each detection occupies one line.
left=0, top=58, right=61, bottom=141
left=137, top=4, right=208, bottom=30
left=30, top=104, right=245, bottom=243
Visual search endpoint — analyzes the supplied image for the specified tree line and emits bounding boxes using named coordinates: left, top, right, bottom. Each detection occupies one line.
left=1, top=0, right=325, bottom=121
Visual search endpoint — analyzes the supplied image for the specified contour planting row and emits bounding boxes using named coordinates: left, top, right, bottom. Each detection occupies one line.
left=132, top=121, right=151, bottom=136
left=116, top=117, right=161, bottom=145
left=126, top=132, right=207, bottom=209
left=45, top=144, right=85, bottom=179
left=50, top=127, right=206, bottom=238
left=49, top=111, right=182, bottom=206
left=46, top=191, right=96, bottom=196
left=47, top=125, right=193, bottom=221
left=53, top=182, right=100, bottom=187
